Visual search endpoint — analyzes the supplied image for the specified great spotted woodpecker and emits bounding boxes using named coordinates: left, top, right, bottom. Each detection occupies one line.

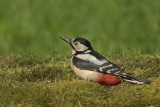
left=60, top=36, right=151, bottom=85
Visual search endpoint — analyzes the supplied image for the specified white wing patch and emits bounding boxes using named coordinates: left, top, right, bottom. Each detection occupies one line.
left=123, top=79, right=144, bottom=84
left=99, top=64, right=113, bottom=72
left=106, top=68, right=119, bottom=73
left=76, top=54, right=108, bottom=65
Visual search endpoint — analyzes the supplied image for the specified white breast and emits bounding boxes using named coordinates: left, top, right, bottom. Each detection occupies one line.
left=70, top=57, right=100, bottom=81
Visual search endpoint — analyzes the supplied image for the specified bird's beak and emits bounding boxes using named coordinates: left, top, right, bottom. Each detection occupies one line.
left=59, top=36, right=76, bottom=50
left=59, top=36, right=71, bottom=45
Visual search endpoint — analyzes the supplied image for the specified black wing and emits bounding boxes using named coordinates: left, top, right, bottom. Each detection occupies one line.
left=72, top=50, right=121, bottom=75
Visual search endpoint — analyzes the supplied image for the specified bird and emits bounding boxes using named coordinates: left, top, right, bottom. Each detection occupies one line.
left=59, top=36, right=152, bottom=85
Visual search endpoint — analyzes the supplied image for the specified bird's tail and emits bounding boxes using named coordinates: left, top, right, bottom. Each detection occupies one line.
left=122, top=77, right=152, bottom=84
left=118, top=72, right=152, bottom=84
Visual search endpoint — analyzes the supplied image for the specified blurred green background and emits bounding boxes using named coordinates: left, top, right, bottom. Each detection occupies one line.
left=0, top=0, right=160, bottom=57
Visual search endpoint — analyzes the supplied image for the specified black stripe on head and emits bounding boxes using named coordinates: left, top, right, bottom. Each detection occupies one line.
left=74, top=37, right=93, bottom=50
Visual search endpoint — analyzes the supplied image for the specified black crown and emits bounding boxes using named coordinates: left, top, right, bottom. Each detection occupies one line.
left=75, top=37, right=93, bottom=50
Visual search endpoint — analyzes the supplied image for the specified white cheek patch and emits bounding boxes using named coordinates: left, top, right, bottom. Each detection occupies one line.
left=84, top=50, right=91, bottom=53
left=76, top=54, right=108, bottom=65
left=73, top=43, right=88, bottom=51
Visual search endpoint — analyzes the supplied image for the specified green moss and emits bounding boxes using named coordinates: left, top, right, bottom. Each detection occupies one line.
left=0, top=54, right=160, bottom=106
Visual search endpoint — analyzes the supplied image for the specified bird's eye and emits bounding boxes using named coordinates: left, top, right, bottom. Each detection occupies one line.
left=74, top=42, right=78, bottom=45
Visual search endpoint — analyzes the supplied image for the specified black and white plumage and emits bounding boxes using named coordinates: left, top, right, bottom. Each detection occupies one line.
left=60, top=36, right=152, bottom=85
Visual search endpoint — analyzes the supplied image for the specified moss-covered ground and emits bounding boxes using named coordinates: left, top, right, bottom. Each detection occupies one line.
left=0, top=54, right=160, bottom=107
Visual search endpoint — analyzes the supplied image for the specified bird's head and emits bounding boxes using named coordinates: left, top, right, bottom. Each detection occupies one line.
left=60, top=36, right=93, bottom=55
